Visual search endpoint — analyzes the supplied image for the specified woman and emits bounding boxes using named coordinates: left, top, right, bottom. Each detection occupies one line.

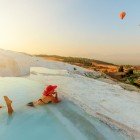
left=27, top=85, right=61, bottom=107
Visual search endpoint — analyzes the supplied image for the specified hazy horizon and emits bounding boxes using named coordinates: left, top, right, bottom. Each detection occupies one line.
left=0, top=0, right=140, bottom=65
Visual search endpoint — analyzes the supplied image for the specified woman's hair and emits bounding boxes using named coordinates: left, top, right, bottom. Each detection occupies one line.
left=27, top=102, right=34, bottom=107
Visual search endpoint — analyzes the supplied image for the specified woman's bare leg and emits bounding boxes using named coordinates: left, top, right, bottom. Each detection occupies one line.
left=4, top=96, right=14, bottom=115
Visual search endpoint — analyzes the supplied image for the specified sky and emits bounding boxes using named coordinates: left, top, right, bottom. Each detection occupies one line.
left=0, top=0, right=140, bottom=65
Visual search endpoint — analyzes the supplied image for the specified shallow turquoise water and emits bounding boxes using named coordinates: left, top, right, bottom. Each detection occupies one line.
left=0, top=78, right=132, bottom=140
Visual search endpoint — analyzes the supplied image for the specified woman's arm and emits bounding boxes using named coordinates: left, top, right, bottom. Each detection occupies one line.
left=51, top=93, right=61, bottom=103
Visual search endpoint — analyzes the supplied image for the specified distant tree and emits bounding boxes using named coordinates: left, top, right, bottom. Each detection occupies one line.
left=118, top=66, right=124, bottom=72
left=126, top=69, right=134, bottom=76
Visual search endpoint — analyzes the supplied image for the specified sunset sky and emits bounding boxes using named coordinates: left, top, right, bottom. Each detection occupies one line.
left=0, top=0, right=140, bottom=65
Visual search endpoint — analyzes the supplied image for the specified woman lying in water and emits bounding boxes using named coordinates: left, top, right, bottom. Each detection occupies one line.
left=0, top=85, right=60, bottom=116
left=27, top=85, right=61, bottom=107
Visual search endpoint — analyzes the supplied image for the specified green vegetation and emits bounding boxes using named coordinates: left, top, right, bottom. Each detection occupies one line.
left=121, top=69, right=140, bottom=87
left=35, top=55, right=115, bottom=67
left=127, top=77, right=135, bottom=85
left=63, top=57, right=93, bottom=67
left=134, top=70, right=140, bottom=76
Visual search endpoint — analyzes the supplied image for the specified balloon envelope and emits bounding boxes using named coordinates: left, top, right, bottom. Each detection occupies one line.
left=119, top=12, right=126, bottom=20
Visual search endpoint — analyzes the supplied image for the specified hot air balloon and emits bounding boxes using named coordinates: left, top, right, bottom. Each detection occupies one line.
left=119, top=11, right=126, bottom=20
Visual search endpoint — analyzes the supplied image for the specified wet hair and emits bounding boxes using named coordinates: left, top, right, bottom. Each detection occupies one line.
left=27, top=102, right=34, bottom=107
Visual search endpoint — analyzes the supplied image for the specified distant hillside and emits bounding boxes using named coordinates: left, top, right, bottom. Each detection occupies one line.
left=35, top=54, right=140, bottom=88
left=35, top=54, right=116, bottom=66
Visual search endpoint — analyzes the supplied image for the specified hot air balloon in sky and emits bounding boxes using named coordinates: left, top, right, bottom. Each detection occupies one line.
left=119, top=11, right=126, bottom=20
